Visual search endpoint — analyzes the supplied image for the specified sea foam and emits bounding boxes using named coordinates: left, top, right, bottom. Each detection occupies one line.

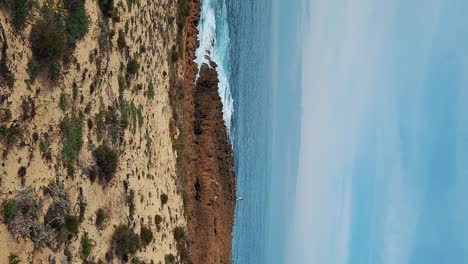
left=195, top=0, right=234, bottom=136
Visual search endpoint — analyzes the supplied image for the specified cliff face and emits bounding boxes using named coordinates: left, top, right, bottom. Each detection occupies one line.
left=0, top=0, right=186, bottom=262
left=178, top=0, right=237, bottom=263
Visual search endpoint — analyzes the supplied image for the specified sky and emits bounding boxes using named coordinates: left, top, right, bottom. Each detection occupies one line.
left=285, top=0, right=468, bottom=263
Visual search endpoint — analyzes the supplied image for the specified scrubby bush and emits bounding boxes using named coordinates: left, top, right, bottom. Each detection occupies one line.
left=160, top=193, right=168, bottom=206
left=0, top=107, right=12, bottom=122
left=30, top=18, right=67, bottom=65
left=8, top=253, right=20, bottom=264
left=0, top=125, right=19, bottom=146
left=93, top=144, right=119, bottom=182
left=98, top=0, right=113, bottom=17
left=164, top=254, right=175, bottom=264
left=5, top=0, right=31, bottom=30
left=27, top=57, right=39, bottom=80
left=6, top=72, right=15, bottom=88
left=173, top=226, right=186, bottom=243
left=62, top=113, right=84, bottom=175
left=154, top=214, right=163, bottom=226
left=126, top=58, right=139, bottom=76
left=64, top=248, right=73, bottom=262
left=5, top=188, right=44, bottom=242
left=117, top=29, right=126, bottom=50
left=65, top=3, right=89, bottom=39
left=81, top=231, right=93, bottom=260
left=127, top=189, right=135, bottom=219
left=64, top=214, right=79, bottom=234
left=147, top=81, right=155, bottom=99
left=44, top=181, right=72, bottom=236
left=112, top=225, right=140, bottom=258
left=140, top=225, right=153, bottom=246
left=59, top=93, right=69, bottom=111
left=95, top=208, right=108, bottom=229
left=2, top=199, right=18, bottom=224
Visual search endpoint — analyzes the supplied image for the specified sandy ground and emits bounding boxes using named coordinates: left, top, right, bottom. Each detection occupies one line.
left=0, top=0, right=185, bottom=263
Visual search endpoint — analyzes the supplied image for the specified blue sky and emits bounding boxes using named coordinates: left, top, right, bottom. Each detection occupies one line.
left=283, top=0, right=468, bottom=263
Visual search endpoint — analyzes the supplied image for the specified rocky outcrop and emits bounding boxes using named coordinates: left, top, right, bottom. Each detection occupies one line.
left=178, top=0, right=236, bottom=263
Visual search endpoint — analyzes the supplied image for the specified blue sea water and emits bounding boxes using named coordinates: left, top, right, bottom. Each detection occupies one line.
left=197, top=0, right=468, bottom=263
left=195, top=0, right=303, bottom=262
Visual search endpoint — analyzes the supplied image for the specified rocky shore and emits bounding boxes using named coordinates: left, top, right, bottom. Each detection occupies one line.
left=176, top=0, right=237, bottom=262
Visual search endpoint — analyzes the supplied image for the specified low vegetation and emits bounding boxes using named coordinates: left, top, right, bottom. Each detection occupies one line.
left=59, top=93, right=69, bottom=112
left=2, top=199, right=19, bottom=224
left=4, top=0, right=32, bottom=30
left=98, top=0, right=114, bottom=18
left=65, top=1, right=89, bottom=39
left=173, top=226, right=186, bottom=243
left=62, top=112, right=84, bottom=176
left=95, top=208, right=108, bottom=229
left=126, top=58, right=139, bottom=76
left=93, top=144, right=119, bottom=182
left=165, top=254, right=176, bottom=264
left=160, top=193, right=168, bottom=206
left=0, top=125, right=18, bottom=147
left=127, top=189, right=136, bottom=219
left=30, top=16, right=67, bottom=79
left=140, top=225, right=153, bottom=246
left=147, top=81, right=155, bottom=99
left=27, top=57, right=39, bottom=80
left=81, top=232, right=94, bottom=260
left=8, top=253, right=20, bottom=264
left=3, top=188, right=45, bottom=244
left=111, top=225, right=140, bottom=259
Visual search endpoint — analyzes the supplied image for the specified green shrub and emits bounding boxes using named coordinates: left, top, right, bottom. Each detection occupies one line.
left=93, top=144, right=118, bottom=182
left=64, top=214, right=79, bottom=235
left=98, top=0, right=113, bottom=17
left=0, top=125, right=18, bottom=146
left=128, top=189, right=135, bottom=219
left=140, top=225, right=153, bottom=246
left=164, top=254, right=175, bottom=264
left=81, top=232, right=93, bottom=260
left=160, top=193, right=168, bottom=206
left=177, top=0, right=190, bottom=32
left=173, top=226, right=186, bottom=243
left=59, top=93, right=69, bottom=112
left=27, top=57, right=39, bottom=80
left=154, top=214, right=162, bottom=226
left=62, top=113, right=84, bottom=173
left=95, top=208, right=108, bottom=228
left=6, top=0, right=31, bottom=30
left=147, top=81, right=154, bottom=99
left=106, top=106, right=121, bottom=145
left=64, top=248, right=72, bottom=262
left=117, top=29, right=126, bottom=50
left=72, top=84, right=78, bottom=100
left=95, top=109, right=105, bottom=141
left=39, top=139, right=49, bottom=153
left=8, top=253, right=20, bottom=264
left=65, top=3, right=89, bottom=39
left=137, top=105, right=143, bottom=128
left=30, top=18, right=67, bottom=65
left=6, top=72, right=15, bottom=88
left=2, top=199, right=18, bottom=224
left=126, top=59, right=139, bottom=76
left=0, top=107, right=12, bottom=122
left=112, top=225, right=140, bottom=258
left=48, top=61, right=61, bottom=81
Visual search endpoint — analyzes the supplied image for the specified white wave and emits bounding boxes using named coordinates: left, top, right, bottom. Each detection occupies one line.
left=195, top=0, right=234, bottom=135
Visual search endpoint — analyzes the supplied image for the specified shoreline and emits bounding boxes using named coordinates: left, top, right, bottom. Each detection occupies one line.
left=174, top=0, right=237, bottom=262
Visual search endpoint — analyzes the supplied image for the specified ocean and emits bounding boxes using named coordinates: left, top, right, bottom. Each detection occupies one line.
left=197, top=0, right=468, bottom=263
left=195, top=0, right=304, bottom=263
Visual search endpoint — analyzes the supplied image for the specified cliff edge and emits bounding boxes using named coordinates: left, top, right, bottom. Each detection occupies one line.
left=175, top=0, right=237, bottom=262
